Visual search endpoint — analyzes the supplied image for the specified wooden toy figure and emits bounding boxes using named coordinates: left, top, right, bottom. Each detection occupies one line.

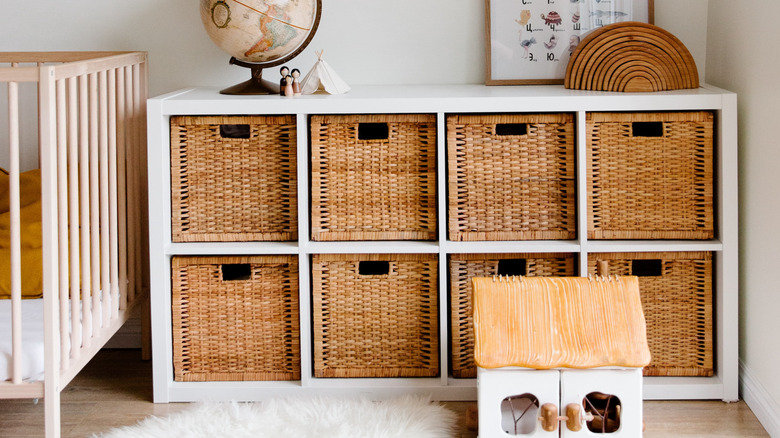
left=284, top=75, right=294, bottom=97
left=279, top=65, right=290, bottom=96
left=291, top=68, right=301, bottom=95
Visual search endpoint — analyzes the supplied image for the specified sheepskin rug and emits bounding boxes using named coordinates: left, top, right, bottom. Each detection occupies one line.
left=94, top=396, right=458, bottom=438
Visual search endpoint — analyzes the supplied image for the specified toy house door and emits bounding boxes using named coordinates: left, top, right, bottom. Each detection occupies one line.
left=559, top=369, right=644, bottom=437
left=478, top=368, right=560, bottom=437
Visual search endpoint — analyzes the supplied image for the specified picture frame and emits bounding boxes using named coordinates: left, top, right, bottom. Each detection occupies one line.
left=485, top=0, right=654, bottom=85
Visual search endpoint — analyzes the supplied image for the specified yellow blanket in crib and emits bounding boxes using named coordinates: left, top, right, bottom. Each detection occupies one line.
left=0, top=168, right=42, bottom=299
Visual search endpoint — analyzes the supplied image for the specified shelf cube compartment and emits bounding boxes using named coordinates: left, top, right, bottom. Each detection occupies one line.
left=449, top=253, right=577, bottom=378
left=312, top=253, right=439, bottom=378
left=587, top=251, right=714, bottom=377
left=171, top=255, right=300, bottom=381
left=447, top=113, right=576, bottom=241
left=170, top=115, right=298, bottom=242
left=310, top=114, right=437, bottom=241
left=587, top=111, right=714, bottom=240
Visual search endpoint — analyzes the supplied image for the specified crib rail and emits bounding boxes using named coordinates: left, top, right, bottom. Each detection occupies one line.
left=1, top=52, right=148, bottom=401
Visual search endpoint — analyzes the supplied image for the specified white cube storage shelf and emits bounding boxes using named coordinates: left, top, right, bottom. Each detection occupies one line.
left=147, top=85, right=738, bottom=403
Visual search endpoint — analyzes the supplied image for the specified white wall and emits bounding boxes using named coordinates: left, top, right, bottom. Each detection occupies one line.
left=0, top=0, right=709, bottom=172
left=707, top=1, right=780, bottom=435
left=0, top=0, right=706, bottom=96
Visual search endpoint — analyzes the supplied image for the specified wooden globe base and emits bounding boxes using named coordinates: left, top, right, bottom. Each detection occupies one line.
left=220, top=60, right=280, bottom=95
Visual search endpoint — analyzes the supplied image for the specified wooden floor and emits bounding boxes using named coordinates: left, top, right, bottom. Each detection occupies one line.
left=0, top=349, right=769, bottom=437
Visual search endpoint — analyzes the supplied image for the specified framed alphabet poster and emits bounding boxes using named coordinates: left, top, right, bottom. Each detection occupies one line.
left=485, top=0, right=654, bottom=85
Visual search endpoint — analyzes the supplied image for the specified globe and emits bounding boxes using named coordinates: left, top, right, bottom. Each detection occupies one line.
left=200, top=0, right=322, bottom=94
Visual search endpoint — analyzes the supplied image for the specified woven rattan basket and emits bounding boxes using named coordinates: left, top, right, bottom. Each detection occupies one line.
left=588, top=251, right=713, bottom=377
left=587, top=111, right=714, bottom=239
left=310, top=114, right=437, bottom=241
left=170, top=115, right=297, bottom=242
left=172, top=255, right=300, bottom=381
left=447, top=113, right=576, bottom=241
left=449, top=253, right=577, bottom=378
left=312, top=253, right=439, bottom=378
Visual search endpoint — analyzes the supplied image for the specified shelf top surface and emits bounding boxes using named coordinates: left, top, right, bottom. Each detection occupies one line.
left=149, top=84, right=734, bottom=115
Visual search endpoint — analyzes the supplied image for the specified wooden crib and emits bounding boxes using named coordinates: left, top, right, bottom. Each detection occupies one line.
left=0, top=52, right=148, bottom=438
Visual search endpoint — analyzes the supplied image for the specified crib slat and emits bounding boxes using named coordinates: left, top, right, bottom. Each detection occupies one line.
left=99, top=70, right=111, bottom=326
left=124, top=65, right=137, bottom=304
left=128, top=64, right=139, bottom=303
left=89, top=72, right=101, bottom=334
left=8, top=68, right=23, bottom=385
left=123, top=65, right=135, bottom=303
left=138, top=62, right=149, bottom=287
left=56, top=78, right=70, bottom=369
left=67, top=76, right=82, bottom=361
left=107, top=68, right=120, bottom=319
left=116, top=67, right=128, bottom=311
left=78, top=73, right=93, bottom=345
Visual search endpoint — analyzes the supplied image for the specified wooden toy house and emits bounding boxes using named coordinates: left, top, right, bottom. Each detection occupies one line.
left=472, top=276, right=652, bottom=437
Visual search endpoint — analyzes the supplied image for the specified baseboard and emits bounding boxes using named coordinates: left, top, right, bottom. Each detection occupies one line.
left=740, top=359, right=780, bottom=437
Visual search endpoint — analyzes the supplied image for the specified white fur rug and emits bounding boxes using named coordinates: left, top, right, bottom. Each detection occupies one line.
left=94, top=396, right=458, bottom=438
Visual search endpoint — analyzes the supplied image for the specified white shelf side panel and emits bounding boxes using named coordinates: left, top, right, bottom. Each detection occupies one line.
left=715, top=93, right=740, bottom=402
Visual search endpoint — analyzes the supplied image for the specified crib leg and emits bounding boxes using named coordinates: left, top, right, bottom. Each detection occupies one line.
left=44, top=387, right=61, bottom=438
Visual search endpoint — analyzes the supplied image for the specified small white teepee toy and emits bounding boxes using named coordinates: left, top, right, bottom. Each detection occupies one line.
left=300, top=50, right=351, bottom=95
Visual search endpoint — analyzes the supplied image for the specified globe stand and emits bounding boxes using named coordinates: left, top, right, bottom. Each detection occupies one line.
left=220, top=57, right=280, bottom=95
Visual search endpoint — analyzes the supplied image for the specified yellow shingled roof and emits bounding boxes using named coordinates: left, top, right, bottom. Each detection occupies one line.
left=472, top=276, right=651, bottom=370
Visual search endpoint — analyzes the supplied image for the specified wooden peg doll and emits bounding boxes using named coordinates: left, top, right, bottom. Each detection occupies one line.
left=291, top=68, right=301, bottom=95
left=284, top=74, right=294, bottom=97
left=279, top=65, right=289, bottom=96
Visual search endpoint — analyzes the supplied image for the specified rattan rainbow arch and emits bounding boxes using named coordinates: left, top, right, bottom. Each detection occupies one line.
left=565, top=21, right=699, bottom=92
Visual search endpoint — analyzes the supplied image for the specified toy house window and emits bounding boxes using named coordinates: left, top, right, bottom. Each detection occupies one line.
left=501, top=393, right=539, bottom=435
left=583, top=392, right=622, bottom=434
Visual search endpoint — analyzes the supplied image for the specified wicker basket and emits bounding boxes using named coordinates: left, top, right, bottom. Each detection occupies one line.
left=587, top=251, right=713, bottom=377
left=449, top=253, right=577, bottom=378
left=312, top=253, right=439, bottom=377
left=310, top=114, right=437, bottom=241
left=171, top=255, right=300, bottom=381
left=587, top=111, right=714, bottom=239
left=170, top=115, right=297, bottom=242
left=447, top=113, right=576, bottom=241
